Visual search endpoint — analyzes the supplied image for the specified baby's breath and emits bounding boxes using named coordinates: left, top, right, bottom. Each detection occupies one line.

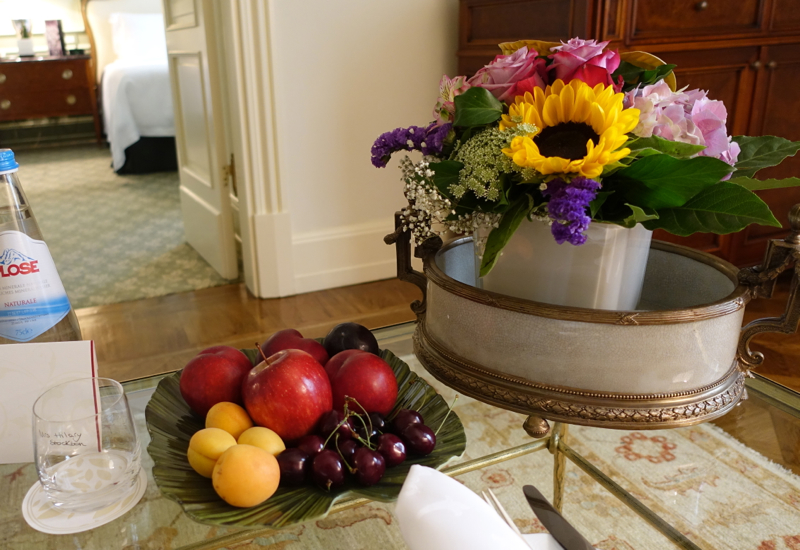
left=398, top=156, right=500, bottom=245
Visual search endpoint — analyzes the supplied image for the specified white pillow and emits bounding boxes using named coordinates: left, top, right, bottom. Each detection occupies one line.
left=109, top=12, right=167, bottom=63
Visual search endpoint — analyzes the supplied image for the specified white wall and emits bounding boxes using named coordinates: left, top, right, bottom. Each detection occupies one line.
left=268, top=0, right=459, bottom=294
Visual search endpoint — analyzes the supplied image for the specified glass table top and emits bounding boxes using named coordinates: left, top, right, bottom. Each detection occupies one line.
left=2, top=322, right=800, bottom=550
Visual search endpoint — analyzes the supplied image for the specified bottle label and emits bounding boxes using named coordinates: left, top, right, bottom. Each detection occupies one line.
left=0, top=230, right=72, bottom=342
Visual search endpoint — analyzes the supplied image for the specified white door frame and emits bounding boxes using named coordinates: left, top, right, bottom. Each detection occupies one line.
left=215, top=0, right=295, bottom=298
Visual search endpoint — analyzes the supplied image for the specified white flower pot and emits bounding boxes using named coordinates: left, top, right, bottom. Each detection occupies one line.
left=480, top=219, right=653, bottom=310
left=16, top=38, right=34, bottom=57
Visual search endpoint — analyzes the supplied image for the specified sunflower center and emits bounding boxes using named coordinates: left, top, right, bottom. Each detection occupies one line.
left=534, top=122, right=600, bottom=160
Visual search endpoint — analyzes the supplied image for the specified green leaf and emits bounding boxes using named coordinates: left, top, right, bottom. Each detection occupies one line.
left=621, top=204, right=659, bottom=228
left=479, top=195, right=533, bottom=277
left=728, top=175, right=800, bottom=191
left=627, top=136, right=706, bottom=158
left=732, top=135, right=800, bottom=178
left=600, top=160, right=627, bottom=177
left=614, top=61, right=676, bottom=91
left=429, top=160, right=463, bottom=197
left=453, top=87, right=503, bottom=127
left=590, top=191, right=613, bottom=218
left=609, top=155, right=733, bottom=210
left=643, top=181, right=781, bottom=236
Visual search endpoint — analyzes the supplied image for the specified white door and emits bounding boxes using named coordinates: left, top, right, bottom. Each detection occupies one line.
left=162, top=0, right=238, bottom=279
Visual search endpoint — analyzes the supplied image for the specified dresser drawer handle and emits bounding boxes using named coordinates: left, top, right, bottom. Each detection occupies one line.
left=0, top=99, right=10, bottom=110
left=66, top=94, right=76, bottom=105
left=0, top=73, right=5, bottom=84
left=695, top=0, right=709, bottom=10
left=62, top=69, right=73, bottom=80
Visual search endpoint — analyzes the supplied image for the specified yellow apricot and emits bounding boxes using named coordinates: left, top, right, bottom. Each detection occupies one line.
left=237, top=427, right=286, bottom=456
left=187, top=427, right=237, bottom=478
left=212, top=444, right=280, bottom=507
left=205, top=402, right=253, bottom=440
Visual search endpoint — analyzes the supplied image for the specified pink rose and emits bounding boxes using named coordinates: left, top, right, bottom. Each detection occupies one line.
left=433, top=75, right=471, bottom=125
left=549, top=38, right=622, bottom=90
left=467, top=47, right=547, bottom=103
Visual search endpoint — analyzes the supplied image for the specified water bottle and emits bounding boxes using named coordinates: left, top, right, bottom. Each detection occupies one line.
left=0, top=149, right=81, bottom=343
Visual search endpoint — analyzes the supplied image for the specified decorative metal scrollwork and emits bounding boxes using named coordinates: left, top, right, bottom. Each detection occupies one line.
left=737, top=204, right=800, bottom=373
left=384, top=212, right=441, bottom=318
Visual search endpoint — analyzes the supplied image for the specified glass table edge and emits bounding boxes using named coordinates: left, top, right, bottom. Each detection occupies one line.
left=119, top=321, right=800, bottom=421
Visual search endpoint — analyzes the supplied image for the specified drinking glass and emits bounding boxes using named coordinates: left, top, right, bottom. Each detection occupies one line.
left=32, top=377, right=141, bottom=511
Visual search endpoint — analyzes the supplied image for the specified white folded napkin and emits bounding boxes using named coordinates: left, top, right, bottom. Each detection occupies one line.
left=395, top=465, right=564, bottom=550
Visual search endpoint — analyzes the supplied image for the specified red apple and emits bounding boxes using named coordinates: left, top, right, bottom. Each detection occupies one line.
left=262, top=328, right=329, bottom=366
left=324, top=349, right=367, bottom=382
left=243, top=349, right=332, bottom=441
left=179, top=346, right=253, bottom=416
left=331, top=353, right=398, bottom=416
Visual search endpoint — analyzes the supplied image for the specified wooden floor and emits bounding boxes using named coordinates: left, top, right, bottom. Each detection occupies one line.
left=78, top=278, right=421, bottom=382
left=78, top=276, right=800, bottom=474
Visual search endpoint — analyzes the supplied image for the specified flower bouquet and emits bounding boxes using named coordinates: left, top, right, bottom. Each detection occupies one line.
left=372, top=38, right=800, bottom=307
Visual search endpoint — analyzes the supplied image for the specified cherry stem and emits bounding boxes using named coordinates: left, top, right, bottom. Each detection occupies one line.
left=323, top=414, right=356, bottom=449
left=435, top=394, right=459, bottom=436
left=335, top=434, right=356, bottom=474
left=344, top=395, right=376, bottom=450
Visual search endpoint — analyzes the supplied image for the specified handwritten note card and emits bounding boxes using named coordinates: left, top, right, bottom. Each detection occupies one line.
left=0, top=341, right=97, bottom=464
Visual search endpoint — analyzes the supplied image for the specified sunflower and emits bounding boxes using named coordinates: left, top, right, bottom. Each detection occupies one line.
left=500, top=79, right=640, bottom=179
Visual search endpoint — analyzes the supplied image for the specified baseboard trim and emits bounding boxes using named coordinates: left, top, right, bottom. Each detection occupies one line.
left=292, top=218, right=396, bottom=294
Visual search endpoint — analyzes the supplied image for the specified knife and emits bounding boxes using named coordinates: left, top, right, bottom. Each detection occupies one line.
left=522, top=485, right=595, bottom=550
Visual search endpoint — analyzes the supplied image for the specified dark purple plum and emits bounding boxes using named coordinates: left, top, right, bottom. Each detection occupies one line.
left=312, top=449, right=346, bottom=490
left=276, top=448, right=310, bottom=486
left=297, top=434, right=325, bottom=457
left=376, top=433, right=406, bottom=467
left=353, top=447, right=386, bottom=487
left=323, top=322, right=380, bottom=356
left=392, top=409, right=424, bottom=434
left=401, top=423, right=436, bottom=456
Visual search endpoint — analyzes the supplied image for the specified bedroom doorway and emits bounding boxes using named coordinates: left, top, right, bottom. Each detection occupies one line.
left=7, top=0, right=242, bottom=309
left=161, top=0, right=238, bottom=280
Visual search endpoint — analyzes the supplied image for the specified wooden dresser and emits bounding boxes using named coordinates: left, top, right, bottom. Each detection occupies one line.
left=0, top=55, right=101, bottom=143
left=458, top=0, right=800, bottom=266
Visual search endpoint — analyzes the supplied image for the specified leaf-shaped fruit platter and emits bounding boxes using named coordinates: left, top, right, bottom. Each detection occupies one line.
left=145, top=348, right=467, bottom=527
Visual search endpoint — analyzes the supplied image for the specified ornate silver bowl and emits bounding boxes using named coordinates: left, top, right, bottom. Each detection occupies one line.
left=385, top=207, right=800, bottom=434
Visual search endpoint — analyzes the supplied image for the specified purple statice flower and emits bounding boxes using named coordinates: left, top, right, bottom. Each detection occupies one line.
left=543, top=176, right=601, bottom=245
left=371, top=123, right=452, bottom=168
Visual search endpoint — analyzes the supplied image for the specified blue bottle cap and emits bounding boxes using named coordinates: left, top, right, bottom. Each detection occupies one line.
left=0, top=149, right=19, bottom=172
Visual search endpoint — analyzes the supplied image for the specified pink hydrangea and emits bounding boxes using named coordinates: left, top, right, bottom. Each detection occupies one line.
left=549, top=38, right=622, bottom=91
left=467, top=47, right=547, bottom=103
left=433, top=75, right=471, bottom=125
left=627, top=81, right=740, bottom=169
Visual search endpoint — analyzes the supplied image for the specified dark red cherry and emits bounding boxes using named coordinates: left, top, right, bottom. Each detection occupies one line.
left=392, top=409, right=424, bottom=433
left=297, top=434, right=325, bottom=456
left=317, top=410, right=355, bottom=441
left=368, top=412, right=387, bottom=433
left=353, top=447, right=386, bottom=487
left=337, top=437, right=360, bottom=465
left=276, top=448, right=310, bottom=486
left=312, top=449, right=346, bottom=491
left=401, top=423, right=436, bottom=456
left=376, top=433, right=406, bottom=467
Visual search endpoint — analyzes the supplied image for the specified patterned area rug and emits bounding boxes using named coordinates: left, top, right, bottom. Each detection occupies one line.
left=12, top=145, right=235, bottom=309
left=197, top=356, right=800, bottom=550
